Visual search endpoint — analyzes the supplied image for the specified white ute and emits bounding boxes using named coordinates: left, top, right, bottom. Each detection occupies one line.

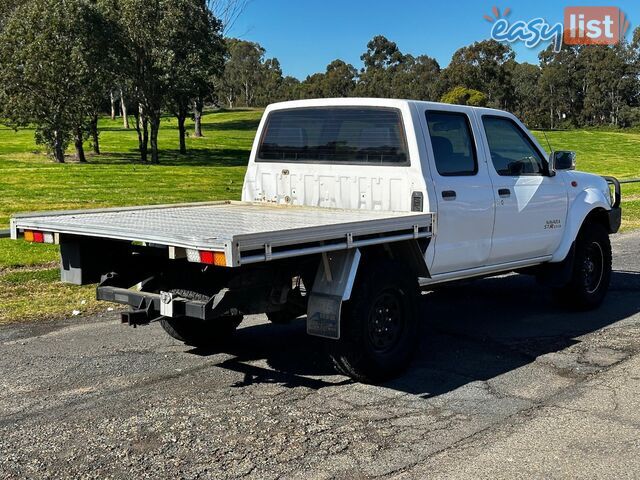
left=10, top=98, right=622, bottom=383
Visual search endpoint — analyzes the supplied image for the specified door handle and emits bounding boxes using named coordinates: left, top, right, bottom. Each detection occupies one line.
left=498, top=188, right=511, bottom=197
left=442, top=190, right=457, bottom=200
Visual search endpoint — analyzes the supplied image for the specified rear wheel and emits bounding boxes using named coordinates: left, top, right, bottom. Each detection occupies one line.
left=328, top=260, right=420, bottom=383
left=159, top=289, right=242, bottom=348
left=553, top=223, right=612, bottom=310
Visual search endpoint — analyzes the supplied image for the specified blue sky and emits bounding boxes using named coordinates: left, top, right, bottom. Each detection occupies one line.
left=229, top=0, right=639, bottom=79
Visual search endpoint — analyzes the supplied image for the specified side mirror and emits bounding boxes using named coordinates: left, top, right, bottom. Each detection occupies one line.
left=550, top=150, right=576, bottom=171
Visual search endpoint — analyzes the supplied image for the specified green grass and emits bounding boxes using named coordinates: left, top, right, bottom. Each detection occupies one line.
left=0, top=266, right=103, bottom=323
left=0, top=112, right=638, bottom=323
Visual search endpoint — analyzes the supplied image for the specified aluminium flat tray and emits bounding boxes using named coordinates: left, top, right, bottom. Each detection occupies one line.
left=11, top=201, right=433, bottom=267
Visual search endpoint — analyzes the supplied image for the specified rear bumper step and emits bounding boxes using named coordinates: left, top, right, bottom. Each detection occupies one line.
left=97, top=286, right=210, bottom=322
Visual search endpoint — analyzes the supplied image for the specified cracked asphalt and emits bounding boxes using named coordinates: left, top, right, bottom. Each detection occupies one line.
left=1, top=231, right=639, bottom=479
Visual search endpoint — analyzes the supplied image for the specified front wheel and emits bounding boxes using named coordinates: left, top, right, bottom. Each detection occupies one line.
left=553, top=223, right=612, bottom=310
left=328, top=260, right=420, bottom=383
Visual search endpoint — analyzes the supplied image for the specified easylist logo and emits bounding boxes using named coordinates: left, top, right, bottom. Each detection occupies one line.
left=564, top=7, right=630, bottom=45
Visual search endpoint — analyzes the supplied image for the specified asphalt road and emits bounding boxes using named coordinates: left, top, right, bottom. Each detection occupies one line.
left=1, top=231, right=639, bottom=479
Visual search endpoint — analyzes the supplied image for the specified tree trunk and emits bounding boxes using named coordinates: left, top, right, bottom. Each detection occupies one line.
left=75, top=128, right=86, bottom=163
left=90, top=115, right=100, bottom=154
left=135, top=104, right=148, bottom=162
left=110, top=90, right=116, bottom=120
left=178, top=113, right=187, bottom=154
left=150, top=114, right=161, bottom=164
left=193, top=98, right=204, bottom=137
left=52, top=130, right=65, bottom=163
left=120, top=89, right=129, bottom=129
left=244, top=81, right=251, bottom=107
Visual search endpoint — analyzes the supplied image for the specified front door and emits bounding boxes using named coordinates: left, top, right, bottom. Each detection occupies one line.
left=478, top=114, right=568, bottom=265
left=424, top=108, right=496, bottom=275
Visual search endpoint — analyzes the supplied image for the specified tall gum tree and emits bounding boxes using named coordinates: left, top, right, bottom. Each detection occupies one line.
left=0, top=0, right=113, bottom=162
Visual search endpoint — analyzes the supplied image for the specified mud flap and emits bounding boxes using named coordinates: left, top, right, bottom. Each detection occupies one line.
left=306, top=249, right=361, bottom=340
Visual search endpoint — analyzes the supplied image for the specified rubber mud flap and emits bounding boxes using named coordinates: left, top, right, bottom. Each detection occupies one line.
left=307, top=293, right=341, bottom=340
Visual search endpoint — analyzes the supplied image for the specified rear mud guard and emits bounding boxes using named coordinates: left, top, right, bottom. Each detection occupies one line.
left=306, top=249, right=361, bottom=340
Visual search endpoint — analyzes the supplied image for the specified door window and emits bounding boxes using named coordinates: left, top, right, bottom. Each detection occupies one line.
left=426, top=111, right=478, bottom=176
left=482, top=116, right=547, bottom=176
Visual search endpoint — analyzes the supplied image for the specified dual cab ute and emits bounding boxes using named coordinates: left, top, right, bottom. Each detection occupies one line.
left=10, top=99, right=621, bottom=383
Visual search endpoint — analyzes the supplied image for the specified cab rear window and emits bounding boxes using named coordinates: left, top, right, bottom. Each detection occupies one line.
left=257, top=107, right=409, bottom=165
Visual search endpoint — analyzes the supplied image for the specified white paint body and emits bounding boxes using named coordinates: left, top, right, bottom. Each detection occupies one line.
left=242, top=98, right=613, bottom=284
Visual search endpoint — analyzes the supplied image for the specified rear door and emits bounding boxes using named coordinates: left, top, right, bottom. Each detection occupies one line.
left=478, top=114, right=568, bottom=264
left=423, top=108, right=495, bottom=275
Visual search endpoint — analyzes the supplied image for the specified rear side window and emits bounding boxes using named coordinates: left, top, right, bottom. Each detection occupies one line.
left=482, top=116, right=547, bottom=176
left=426, top=111, right=478, bottom=176
left=257, top=107, right=409, bottom=165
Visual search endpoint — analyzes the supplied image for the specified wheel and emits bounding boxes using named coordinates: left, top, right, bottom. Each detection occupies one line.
left=159, top=289, right=242, bottom=348
left=328, top=260, right=420, bottom=383
left=553, top=223, right=612, bottom=310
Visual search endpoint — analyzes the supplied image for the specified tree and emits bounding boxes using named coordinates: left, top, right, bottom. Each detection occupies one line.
left=113, top=0, right=225, bottom=163
left=391, top=54, right=441, bottom=100
left=356, top=36, right=406, bottom=98
left=219, top=39, right=266, bottom=108
left=0, top=0, right=113, bottom=163
left=511, top=62, right=543, bottom=127
left=299, top=59, right=357, bottom=99
left=578, top=44, right=637, bottom=126
left=441, top=40, right=515, bottom=109
left=255, top=58, right=284, bottom=105
left=0, top=0, right=24, bottom=30
left=440, top=86, right=487, bottom=106
left=301, top=73, right=327, bottom=99
left=278, top=76, right=302, bottom=101
left=164, top=0, right=224, bottom=154
left=323, top=60, right=357, bottom=97
left=206, top=0, right=249, bottom=35
left=538, top=45, right=582, bottom=128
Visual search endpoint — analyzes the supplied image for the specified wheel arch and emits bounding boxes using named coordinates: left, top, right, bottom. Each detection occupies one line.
left=551, top=188, right=611, bottom=263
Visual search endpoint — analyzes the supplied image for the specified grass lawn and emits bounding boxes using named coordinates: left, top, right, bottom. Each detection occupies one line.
left=0, top=111, right=638, bottom=323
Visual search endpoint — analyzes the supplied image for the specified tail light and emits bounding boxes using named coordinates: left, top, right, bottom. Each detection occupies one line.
left=186, top=248, right=227, bottom=266
left=23, top=230, right=55, bottom=244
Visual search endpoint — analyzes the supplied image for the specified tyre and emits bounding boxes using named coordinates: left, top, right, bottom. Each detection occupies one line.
left=328, top=260, right=420, bottom=383
left=553, top=223, right=612, bottom=310
left=159, top=289, right=242, bottom=348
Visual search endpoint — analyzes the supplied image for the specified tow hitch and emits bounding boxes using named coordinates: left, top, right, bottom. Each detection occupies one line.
left=120, top=295, right=159, bottom=328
